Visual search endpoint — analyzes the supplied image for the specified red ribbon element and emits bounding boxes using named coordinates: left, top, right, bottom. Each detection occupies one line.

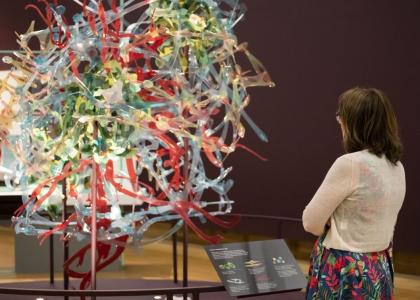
left=38, top=213, right=77, bottom=244
left=64, top=235, right=129, bottom=294
left=14, top=159, right=92, bottom=217
left=26, top=1, right=71, bottom=49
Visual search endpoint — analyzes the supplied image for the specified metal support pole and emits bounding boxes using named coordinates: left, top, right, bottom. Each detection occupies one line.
left=192, top=292, right=200, bottom=300
left=182, top=224, right=188, bottom=287
left=90, top=122, right=99, bottom=300
left=183, top=224, right=189, bottom=299
left=172, top=231, right=178, bottom=284
left=182, top=138, right=189, bottom=299
left=62, top=178, right=69, bottom=300
left=49, top=230, right=54, bottom=284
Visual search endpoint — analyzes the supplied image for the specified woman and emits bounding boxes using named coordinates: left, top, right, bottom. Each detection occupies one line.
left=302, top=87, right=405, bottom=300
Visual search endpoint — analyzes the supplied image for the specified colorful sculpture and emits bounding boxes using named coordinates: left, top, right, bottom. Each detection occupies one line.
left=0, top=0, right=273, bottom=289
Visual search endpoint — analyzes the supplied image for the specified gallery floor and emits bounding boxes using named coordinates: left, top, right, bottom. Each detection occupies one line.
left=0, top=226, right=419, bottom=299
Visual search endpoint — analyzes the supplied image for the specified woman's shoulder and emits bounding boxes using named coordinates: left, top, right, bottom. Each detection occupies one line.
left=327, top=153, right=355, bottom=176
left=330, top=151, right=404, bottom=178
left=333, top=151, right=363, bottom=165
left=332, top=151, right=374, bottom=173
left=337, top=150, right=405, bottom=174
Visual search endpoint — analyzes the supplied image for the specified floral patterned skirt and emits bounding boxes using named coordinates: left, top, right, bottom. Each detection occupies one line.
left=306, top=234, right=394, bottom=300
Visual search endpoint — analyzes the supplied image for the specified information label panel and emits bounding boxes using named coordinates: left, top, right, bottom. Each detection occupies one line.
left=205, top=239, right=307, bottom=297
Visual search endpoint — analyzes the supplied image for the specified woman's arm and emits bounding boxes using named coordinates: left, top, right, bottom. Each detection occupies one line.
left=302, top=156, right=354, bottom=236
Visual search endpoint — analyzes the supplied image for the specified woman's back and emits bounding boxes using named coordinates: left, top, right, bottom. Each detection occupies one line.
left=323, top=150, right=405, bottom=252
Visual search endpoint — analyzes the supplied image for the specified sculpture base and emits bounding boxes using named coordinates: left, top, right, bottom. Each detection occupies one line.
left=0, top=279, right=305, bottom=299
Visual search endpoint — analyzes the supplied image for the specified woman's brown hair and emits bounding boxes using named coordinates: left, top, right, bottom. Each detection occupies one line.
left=337, top=87, right=403, bottom=164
